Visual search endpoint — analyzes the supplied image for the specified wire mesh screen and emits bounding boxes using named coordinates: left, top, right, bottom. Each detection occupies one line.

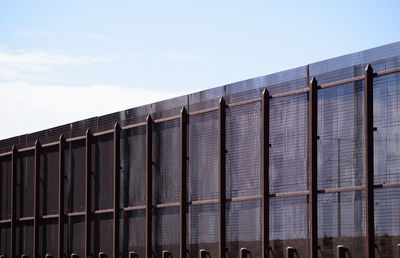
left=269, top=196, right=309, bottom=257
left=153, top=207, right=180, bottom=257
left=39, top=145, right=59, bottom=216
left=188, top=204, right=219, bottom=258
left=318, top=190, right=366, bottom=257
left=93, top=134, right=114, bottom=210
left=122, top=126, right=146, bottom=207
left=269, top=93, right=308, bottom=194
left=153, top=119, right=181, bottom=205
left=188, top=111, right=219, bottom=202
left=16, top=150, right=35, bottom=219
left=226, top=102, right=261, bottom=198
left=0, top=156, right=11, bottom=220
left=67, top=140, right=86, bottom=213
left=39, top=217, right=58, bottom=256
left=318, top=82, right=366, bottom=189
left=226, top=200, right=261, bottom=258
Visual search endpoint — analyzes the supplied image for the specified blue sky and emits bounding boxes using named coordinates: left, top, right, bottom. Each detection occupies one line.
left=0, top=0, right=399, bottom=139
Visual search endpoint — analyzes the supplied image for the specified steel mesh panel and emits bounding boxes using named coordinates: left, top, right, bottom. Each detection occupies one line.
left=39, top=217, right=58, bottom=257
left=121, top=127, right=146, bottom=207
left=123, top=210, right=146, bottom=257
left=67, top=216, right=85, bottom=257
left=189, top=111, right=219, bottom=202
left=226, top=102, right=261, bottom=198
left=269, top=94, right=308, bottom=193
left=91, top=213, right=113, bottom=257
left=153, top=207, right=180, bottom=258
left=93, top=134, right=114, bottom=210
left=226, top=200, right=261, bottom=258
left=16, top=220, right=33, bottom=257
left=318, top=191, right=366, bottom=258
left=0, top=156, right=11, bottom=220
left=374, top=188, right=400, bottom=258
left=188, top=204, right=219, bottom=258
left=373, top=73, right=400, bottom=184
left=15, top=150, right=35, bottom=218
left=67, top=140, right=86, bottom=213
left=318, top=82, right=366, bottom=189
left=39, top=145, right=59, bottom=216
left=269, top=195, right=309, bottom=257
left=153, top=119, right=180, bottom=204
left=0, top=224, right=10, bottom=256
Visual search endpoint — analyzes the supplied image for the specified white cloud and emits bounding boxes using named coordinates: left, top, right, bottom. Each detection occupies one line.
left=0, top=49, right=108, bottom=81
left=165, top=52, right=209, bottom=62
left=0, top=82, right=183, bottom=140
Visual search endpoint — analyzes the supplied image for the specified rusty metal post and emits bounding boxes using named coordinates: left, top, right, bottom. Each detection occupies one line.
left=309, top=77, right=318, bottom=258
left=364, top=64, right=375, bottom=258
left=145, top=115, right=153, bottom=258
left=336, top=245, right=346, bottom=258
left=85, top=129, right=92, bottom=258
left=10, top=145, right=17, bottom=258
left=180, top=108, right=188, bottom=258
left=261, top=89, right=270, bottom=258
left=33, top=140, right=41, bottom=258
left=240, top=248, right=249, bottom=258
left=397, top=243, right=400, bottom=258
left=219, top=97, right=226, bottom=258
left=129, top=251, right=138, bottom=258
left=286, top=247, right=296, bottom=258
left=113, top=123, right=121, bottom=258
left=199, top=249, right=209, bottom=258
left=162, top=250, right=171, bottom=258
left=58, top=135, right=66, bottom=258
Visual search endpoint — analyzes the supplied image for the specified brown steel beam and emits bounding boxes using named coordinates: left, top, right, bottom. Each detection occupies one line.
left=180, top=107, right=188, bottom=258
left=114, top=123, right=121, bottom=258
left=309, top=77, right=318, bottom=258
left=10, top=145, right=17, bottom=258
left=146, top=115, right=153, bottom=258
left=364, top=64, right=375, bottom=258
left=261, top=89, right=270, bottom=258
left=33, top=140, right=41, bottom=258
left=58, top=135, right=66, bottom=258
left=219, top=97, right=226, bottom=258
left=85, top=129, right=92, bottom=258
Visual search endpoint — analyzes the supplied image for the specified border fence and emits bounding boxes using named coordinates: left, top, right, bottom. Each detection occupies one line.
left=1, top=43, right=400, bottom=258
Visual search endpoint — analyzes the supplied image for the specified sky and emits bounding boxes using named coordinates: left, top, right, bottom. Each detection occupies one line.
left=0, top=0, right=399, bottom=139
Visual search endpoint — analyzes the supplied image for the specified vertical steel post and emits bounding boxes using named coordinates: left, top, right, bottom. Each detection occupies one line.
left=309, top=77, right=318, bottom=258
left=85, top=129, right=92, bottom=258
left=33, top=140, right=41, bottom=258
left=336, top=245, right=346, bottom=258
left=113, top=123, right=121, bottom=258
left=180, top=108, right=188, bottom=258
left=10, top=145, right=17, bottom=258
left=145, top=115, right=153, bottom=258
left=58, top=135, right=66, bottom=258
left=219, top=97, right=226, bottom=258
left=261, top=89, right=270, bottom=258
left=364, top=64, right=374, bottom=258
left=397, top=243, right=400, bottom=258
left=286, top=247, right=296, bottom=258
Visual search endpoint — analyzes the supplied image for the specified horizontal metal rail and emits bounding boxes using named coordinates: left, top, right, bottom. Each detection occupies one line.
left=0, top=182, right=398, bottom=224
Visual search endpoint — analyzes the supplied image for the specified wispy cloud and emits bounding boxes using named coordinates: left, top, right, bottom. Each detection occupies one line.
left=0, top=25, right=110, bottom=41
left=65, top=32, right=110, bottom=41
left=165, top=52, right=210, bottom=62
left=0, top=48, right=108, bottom=81
left=0, top=82, right=183, bottom=139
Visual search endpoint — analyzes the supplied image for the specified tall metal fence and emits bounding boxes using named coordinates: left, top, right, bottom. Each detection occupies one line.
left=1, top=43, right=400, bottom=258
